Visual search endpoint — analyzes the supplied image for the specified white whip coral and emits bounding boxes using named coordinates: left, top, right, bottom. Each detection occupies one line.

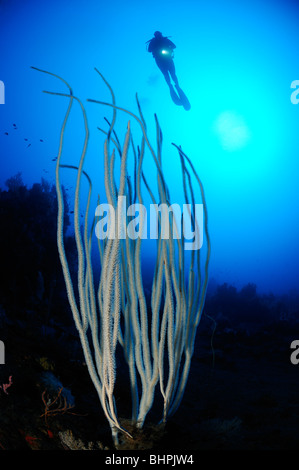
left=32, top=66, right=210, bottom=446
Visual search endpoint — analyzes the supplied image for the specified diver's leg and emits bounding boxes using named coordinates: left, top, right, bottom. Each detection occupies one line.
left=163, top=71, right=171, bottom=86
left=168, top=60, right=179, bottom=87
left=154, top=57, right=183, bottom=105
left=155, top=58, right=171, bottom=86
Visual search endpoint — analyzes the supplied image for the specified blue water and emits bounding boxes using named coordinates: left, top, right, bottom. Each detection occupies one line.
left=1, top=0, right=299, bottom=296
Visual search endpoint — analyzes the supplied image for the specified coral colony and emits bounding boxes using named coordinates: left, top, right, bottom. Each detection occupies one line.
left=0, top=376, right=13, bottom=395
left=33, top=67, right=210, bottom=446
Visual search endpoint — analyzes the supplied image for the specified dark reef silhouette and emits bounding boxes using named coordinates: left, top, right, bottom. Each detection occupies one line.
left=0, top=174, right=298, bottom=450
left=0, top=173, right=76, bottom=318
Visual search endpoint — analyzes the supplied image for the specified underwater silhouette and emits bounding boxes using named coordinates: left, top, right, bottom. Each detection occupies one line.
left=146, top=31, right=190, bottom=110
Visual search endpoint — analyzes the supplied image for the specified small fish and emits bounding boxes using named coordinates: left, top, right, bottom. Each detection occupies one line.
left=24, top=138, right=28, bottom=141
left=40, top=139, right=44, bottom=142
left=27, top=143, right=31, bottom=148
left=52, top=157, right=57, bottom=161
left=4, top=132, right=8, bottom=135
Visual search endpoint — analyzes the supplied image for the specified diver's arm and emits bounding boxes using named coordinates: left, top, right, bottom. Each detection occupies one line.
left=166, top=39, right=176, bottom=50
left=148, top=40, right=154, bottom=52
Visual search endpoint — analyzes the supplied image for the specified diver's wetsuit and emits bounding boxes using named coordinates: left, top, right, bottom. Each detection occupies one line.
left=148, top=36, right=179, bottom=86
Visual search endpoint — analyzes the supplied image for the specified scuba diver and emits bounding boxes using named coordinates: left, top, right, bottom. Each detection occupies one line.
left=147, top=31, right=179, bottom=87
left=146, top=31, right=190, bottom=110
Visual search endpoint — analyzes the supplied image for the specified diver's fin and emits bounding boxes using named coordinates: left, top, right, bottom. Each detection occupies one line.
left=169, top=84, right=183, bottom=106
left=175, top=85, right=191, bottom=111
